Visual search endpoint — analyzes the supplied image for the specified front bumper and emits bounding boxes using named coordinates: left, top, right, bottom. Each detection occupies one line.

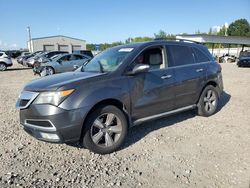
left=19, top=104, right=90, bottom=144
left=237, top=61, right=250, bottom=67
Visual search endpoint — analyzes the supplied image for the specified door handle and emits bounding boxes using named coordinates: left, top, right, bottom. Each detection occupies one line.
left=161, top=75, right=172, bottom=79
left=196, top=68, right=203, bottom=72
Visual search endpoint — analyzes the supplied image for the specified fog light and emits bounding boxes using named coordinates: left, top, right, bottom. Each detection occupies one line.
left=40, top=132, right=59, bottom=140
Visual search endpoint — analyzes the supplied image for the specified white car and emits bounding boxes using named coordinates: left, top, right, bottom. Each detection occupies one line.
left=0, top=52, right=13, bottom=71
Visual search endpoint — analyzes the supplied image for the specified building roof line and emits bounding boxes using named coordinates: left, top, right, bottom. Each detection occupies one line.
left=176, top=34, right=250, bottom=45
left=31, top=35, right=86, bottom=42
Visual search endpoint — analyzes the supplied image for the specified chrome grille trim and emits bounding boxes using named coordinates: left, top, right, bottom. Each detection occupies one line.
left=16, top=91, right=39, bottom=109
left=24, top=119, right=56, bottom=131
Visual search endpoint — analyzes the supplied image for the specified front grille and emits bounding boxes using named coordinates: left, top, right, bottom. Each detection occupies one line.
left=26, top=120, right=53, bottom=128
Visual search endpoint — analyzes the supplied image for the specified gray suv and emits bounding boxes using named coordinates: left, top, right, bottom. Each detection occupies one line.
left=16, top=40, right=223, bottom=154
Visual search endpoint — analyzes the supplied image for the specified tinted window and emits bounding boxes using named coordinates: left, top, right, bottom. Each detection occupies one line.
left=47, top=52, right=57, bottom=58
left=192, top=47, right=210, bottom=63
left=0, top=53, right=3, bottom=57
left=60, top=55, right=70, bottom=62
left=75, top=55, right=83, bottom=60
left=70, top=55, right=82, bottom=60
left=167, top=45, right=195, bottom=66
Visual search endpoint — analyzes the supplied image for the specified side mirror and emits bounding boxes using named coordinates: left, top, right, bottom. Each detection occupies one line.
left=73, top=65, right=79, bottom=69
left=57, top=59, right=62, bottom=64
left=127, top=64, right=150, bottom=75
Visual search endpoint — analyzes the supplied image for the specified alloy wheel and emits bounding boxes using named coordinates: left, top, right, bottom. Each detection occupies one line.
left=203, top=89, right=217, bottom=112
left=90, top=113, right=122, bottom=147
left=47, top=67, right=54, bottom=75
left=0, top=63, right=7, bottom=71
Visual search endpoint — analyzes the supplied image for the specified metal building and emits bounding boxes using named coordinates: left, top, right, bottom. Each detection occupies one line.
left=176, top=34, right=250, bottom=56
left=27, top=35, right=86, bottom=53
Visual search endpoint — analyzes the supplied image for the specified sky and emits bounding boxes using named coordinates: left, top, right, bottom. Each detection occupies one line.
left=0, top=0, right=250, bottom=50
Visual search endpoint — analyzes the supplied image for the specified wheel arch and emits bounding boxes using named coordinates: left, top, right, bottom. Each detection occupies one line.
left=79, top=98, right=130, bottom=143
left=46, top=66, right=55, bottom=74
left=197, top=80, right=219, bottom=104
left=0, top=61, right=7, bottom=65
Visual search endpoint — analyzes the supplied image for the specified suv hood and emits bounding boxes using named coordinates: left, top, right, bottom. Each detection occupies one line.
left=24, top=72, right=104, bottom=91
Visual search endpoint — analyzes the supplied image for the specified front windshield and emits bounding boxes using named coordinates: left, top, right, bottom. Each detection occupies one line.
left=83, top=47, right=133, bottom=73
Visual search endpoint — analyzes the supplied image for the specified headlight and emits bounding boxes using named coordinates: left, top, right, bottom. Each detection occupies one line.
left=33, top=89, right=74, bottom=106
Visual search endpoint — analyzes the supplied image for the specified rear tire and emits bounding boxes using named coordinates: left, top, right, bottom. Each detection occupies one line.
left=0, top=63, right=7, bottom=71
left=82, top=105, right=128, bottom=154
left=197, top=85, right=219, bottom=117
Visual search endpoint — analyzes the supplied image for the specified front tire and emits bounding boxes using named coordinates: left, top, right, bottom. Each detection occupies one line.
left=46, top=66, right=55, bottom=75
left=82, top=105, right=128, bottom=154
left=0, top=63, right=7, bottom=71
left=197, top=85, right=219, bottom=117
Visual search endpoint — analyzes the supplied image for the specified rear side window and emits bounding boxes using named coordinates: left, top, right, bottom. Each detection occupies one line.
left=167, top=45, right=195, bottom=67
left=47, top=52, right=56, bottom=58
left=0, top=53, right=3, bottom=57
left=70, top=55, right=83, bottom=60
left=75, top=55, right=84, bottom=60
left=60, top=55, right=70, bottom=62
left=192, top=47, right=210, bottom=63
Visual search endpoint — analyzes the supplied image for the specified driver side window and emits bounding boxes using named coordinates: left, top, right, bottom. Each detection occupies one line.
left=133, top=47, right=165, bottom=70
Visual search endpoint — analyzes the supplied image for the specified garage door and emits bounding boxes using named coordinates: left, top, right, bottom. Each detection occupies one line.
left=72, top=45, right=81, bottom=52
left=59, top=45, right=69, bottom=52
left=43, top=45, right=54, bottom=51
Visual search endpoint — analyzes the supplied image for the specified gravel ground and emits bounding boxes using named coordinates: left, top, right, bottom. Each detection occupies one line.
left=0, top=60, right=249, bottom=188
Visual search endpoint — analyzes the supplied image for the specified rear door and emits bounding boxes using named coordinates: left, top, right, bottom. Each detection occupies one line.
left=129, top=45, right=176, bottom=120
left=166, top=44, right=207, bottom=108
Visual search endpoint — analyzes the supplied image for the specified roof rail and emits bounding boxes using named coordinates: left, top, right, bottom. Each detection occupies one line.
left=154, top=37, right=203, bottom=45
left=176, top=38, right=203, bottom=44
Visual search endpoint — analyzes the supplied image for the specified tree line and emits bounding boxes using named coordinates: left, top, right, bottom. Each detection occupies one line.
left=87, top=19, right=250, bottom=51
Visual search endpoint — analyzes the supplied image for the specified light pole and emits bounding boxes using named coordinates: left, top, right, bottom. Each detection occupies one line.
left=27, top=26, right=33, bottom=52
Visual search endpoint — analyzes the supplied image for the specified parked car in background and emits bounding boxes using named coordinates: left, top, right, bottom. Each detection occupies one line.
left=0, top=51, right=13, bottom=71
left=239, top=50, right=250, bottom=58
left=16, top=40, right=223, bottom=154
left=20, top=52, right=31, bottom=57
left=237, top=56, right=250, bottom=67
left=219, top=54, right=237, bottom=63
left=20, top=51, right=44, bottom=65
left=34, top=53, right=90, bottom=76
left=73, top=50, right=94, bottom=58
left=27, top=51, right=68, bottom=68
left=5, top=50, right=22, bottom=58
left=17, top=52, right=32, bottom=64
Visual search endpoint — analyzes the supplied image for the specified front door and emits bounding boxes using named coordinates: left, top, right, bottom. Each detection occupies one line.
left=128, top=46, right=176, bottom=120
